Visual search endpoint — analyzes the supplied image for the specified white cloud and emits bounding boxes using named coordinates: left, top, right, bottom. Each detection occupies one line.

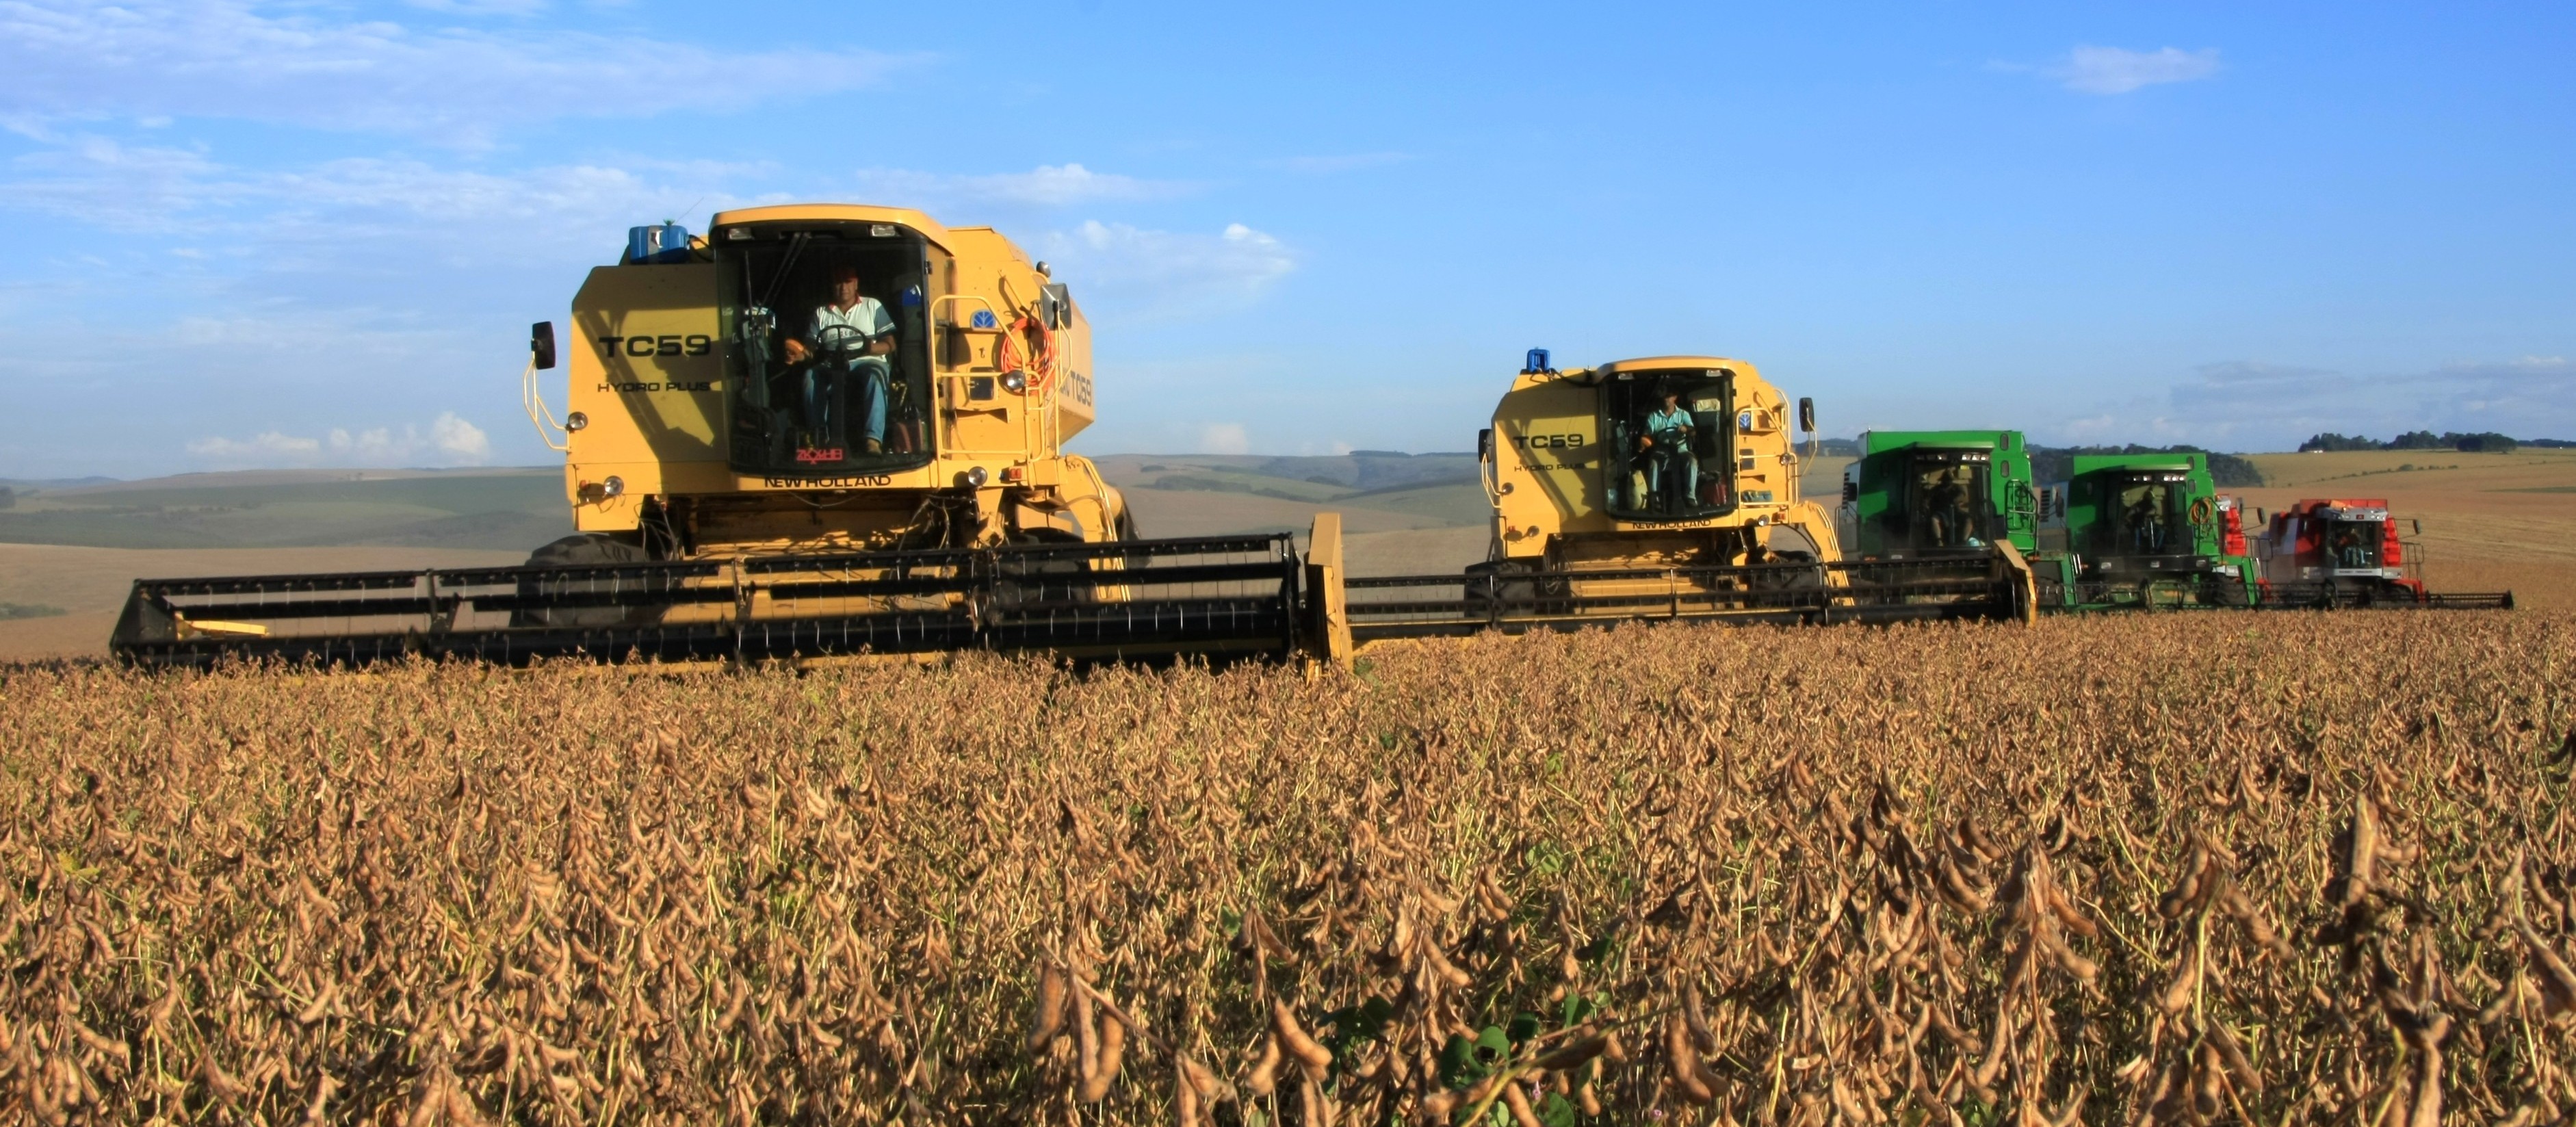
left=0, top=0, right=922, bottom=140
left=0, top=137, right=235, bottom=230
left=402, top=0, right=549, bottom=14
left=1039, top=220, right=1297, bottom=320
left=852, top=163, right=1197, bottom=209
left=1198, top=422, right=1251, bottom=455
left=430, top=412, right=492, bottom=460
left=2046, top=46, right=2221, bottom=95
left=186, top=430, right=322, bottom=460
left=0, top=135, right=773, bottom=257
left=190, top=412, right=496, bottom=467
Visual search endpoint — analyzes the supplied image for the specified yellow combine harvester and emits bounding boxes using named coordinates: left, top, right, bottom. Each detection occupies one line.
left=112, top=205, right=1301, bottom=667
left=1311, top=351, right=2034, bottom=660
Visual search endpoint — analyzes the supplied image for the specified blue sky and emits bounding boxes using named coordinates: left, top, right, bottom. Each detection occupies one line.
left=1, top=1, right=2569, bottom=477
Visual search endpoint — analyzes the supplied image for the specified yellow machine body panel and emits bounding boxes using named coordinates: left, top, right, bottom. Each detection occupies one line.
left=562, top=263, right=731, bottom=532
left=551, top=203, right=1119, bottom=555
left=1485, top=355, right=1841, bottom=572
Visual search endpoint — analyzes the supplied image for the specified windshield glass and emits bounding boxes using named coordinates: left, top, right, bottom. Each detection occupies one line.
left=1890, top=451, right=1994, bottom=552
left=1600, top=370, right=1733, bottom=520
left=716, top=224, right=933, bottom=476
left=2102, top=471, right=2190, bottom=556
left=2319, top=519, right=2384, bottom=569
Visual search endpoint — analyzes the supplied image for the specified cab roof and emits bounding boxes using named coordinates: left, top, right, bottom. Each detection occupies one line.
left=1595, top=355, right=1747, bottom=374
left=1862, top=430, right=2020, bottom=455
left=2071, top=452, right=2202, bottom=474
left=708, top=203, right=956, bottom=250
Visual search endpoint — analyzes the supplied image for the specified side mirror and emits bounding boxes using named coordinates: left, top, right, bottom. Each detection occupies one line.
left=1797, top=397, right=1815, bottom=434
left=1477, top=428, right=1494, bottom=462
left=530, top=322, right=558, bottom=370
left=2411, top=519, right=2421, bottom=535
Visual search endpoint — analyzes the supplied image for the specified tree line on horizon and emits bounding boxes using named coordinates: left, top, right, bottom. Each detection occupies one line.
left=2295, top=430, right=2573, bottom=454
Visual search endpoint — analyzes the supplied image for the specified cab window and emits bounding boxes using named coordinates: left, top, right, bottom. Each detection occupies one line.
left=1601, top=370, right=1733, bottom=520
left=2100, top=471, right=2191, bottom=557
left=1884, top=451, right=1992, bottom=552
left=716, top=224, right=935, bottom=476
left=2320, top=520, right=2383, bottom=568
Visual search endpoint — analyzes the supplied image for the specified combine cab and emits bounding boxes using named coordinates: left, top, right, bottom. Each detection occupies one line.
left=112, top=205, right=1305, bottom=668
left=2254, top=500, right=2512, bottom=610
left=1842, top=430, right=2038, bottom=559
left=2038, top=452, right=2259, bottom=609
left=1321, top=353, right=2034, bottom=658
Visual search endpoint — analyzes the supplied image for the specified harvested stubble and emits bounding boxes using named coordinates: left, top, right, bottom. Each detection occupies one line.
left=5, top=612, right=2576, bottom=1126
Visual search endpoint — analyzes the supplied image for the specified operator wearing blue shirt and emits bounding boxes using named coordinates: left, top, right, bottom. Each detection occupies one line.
left=1639, top=389, right=1697, bottom=509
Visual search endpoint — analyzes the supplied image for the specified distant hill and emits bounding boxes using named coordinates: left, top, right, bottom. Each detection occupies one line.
left=1098, top=452, right=1478, bottom=493
left=0, top=468, right=571, bottom=552
left=1093, top=452, right=1490, bottom=540
left=0, top=476, right=118, bottom=491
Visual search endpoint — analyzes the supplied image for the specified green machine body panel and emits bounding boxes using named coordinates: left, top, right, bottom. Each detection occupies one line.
left=1844, top=430, right=2038, bottom=558
left=2042, top=452, right=2259, bottom=609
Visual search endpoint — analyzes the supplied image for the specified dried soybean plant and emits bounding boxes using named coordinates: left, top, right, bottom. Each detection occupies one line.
left=1, top=610, right=2573, bottom=1125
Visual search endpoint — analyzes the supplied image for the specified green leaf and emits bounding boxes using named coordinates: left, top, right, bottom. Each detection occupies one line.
left=1537, top=1091, right=1580, bottom=1127
left=1505, top=1012, right=1543, bottom=1045
left=1575, top=921, right=1619, bottom=963
left=1558, top=992, right=1598, bottom=1028
left=1321, top=996, right=1395, bottom=1057
left=1437, top=1033, right=1487, bottom=1087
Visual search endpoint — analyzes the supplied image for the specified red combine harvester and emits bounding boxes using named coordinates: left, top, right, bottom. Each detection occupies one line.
left=2254, top=499, right=2513, bottom=609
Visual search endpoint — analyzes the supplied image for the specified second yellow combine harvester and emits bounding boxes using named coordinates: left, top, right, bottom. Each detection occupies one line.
left=1307, top=350, right=2034, bottom=662
left=108, top=205, right=2031, bottom=669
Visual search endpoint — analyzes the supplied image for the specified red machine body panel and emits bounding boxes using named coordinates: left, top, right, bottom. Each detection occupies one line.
left=2256, top=498, right=2427, bottom=602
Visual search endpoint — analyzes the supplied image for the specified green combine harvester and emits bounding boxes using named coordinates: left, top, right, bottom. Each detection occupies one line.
left=1843, top=432, right=2256, bottom=611
left=2038, top=451, right=2259, bottom=608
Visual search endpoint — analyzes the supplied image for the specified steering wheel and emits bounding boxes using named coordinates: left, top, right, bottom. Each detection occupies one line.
left=813, top=322, right=876, bottom=363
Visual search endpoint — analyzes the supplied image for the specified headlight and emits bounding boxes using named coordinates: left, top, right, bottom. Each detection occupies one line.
left=601, top=476, right=625, bottom=498
left=1000, top=370, right=1028, bottom=393
left=963, top=467, right=989, bottom=488
left=564, top=411, right=588, bottom=432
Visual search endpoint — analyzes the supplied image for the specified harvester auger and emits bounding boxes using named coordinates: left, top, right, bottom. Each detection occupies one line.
left=1315, top=352, right=2037, bottom=662
left=111, top=205, right=1307, bottom=669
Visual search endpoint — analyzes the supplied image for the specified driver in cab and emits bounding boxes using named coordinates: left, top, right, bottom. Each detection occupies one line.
left=783, top=264, right=896, bottom=454
left=1637, top=388, right=1696, bottom=510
